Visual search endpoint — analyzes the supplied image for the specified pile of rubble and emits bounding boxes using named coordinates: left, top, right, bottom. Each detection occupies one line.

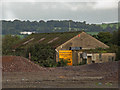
left=2, top=56, right=46, bottom=72
left=53, top=61, right=119, bottom=81
left=2, top=56, right=119, bottom=81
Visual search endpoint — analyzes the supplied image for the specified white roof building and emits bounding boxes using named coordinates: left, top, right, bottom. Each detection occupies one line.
left=20, top=31, right=33, bottom=35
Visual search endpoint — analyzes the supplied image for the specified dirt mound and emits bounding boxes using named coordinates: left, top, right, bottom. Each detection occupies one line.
left=2, top=56, right=119, bottom=81
left=2, top=56, right=46, bottom=72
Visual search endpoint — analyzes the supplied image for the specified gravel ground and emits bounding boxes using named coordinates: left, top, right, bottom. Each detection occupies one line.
left=2, top=56, right=119, bottom=88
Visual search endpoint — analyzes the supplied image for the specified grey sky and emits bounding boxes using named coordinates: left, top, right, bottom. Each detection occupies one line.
left=1, top=0, right=118, bottom=24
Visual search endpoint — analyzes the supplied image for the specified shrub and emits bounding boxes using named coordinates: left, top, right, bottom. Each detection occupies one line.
left=38, top=58, right=57, bottom=67
left=2, top=35, right=21, bottom=55
left=57, top=59, right=68, bottom=67
left=26, top=43, right=56, bottom=67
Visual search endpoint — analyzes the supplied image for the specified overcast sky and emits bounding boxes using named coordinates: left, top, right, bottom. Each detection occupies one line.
left=0, top=0, right=119, bottom=24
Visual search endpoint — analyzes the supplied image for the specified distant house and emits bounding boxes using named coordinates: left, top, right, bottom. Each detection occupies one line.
left=15, top=31, right=116, bottom=65
left=20, top=31, right=35, bottom=35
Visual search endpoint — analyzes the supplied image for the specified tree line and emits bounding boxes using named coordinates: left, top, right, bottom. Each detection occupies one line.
left=2, top=20, right=118, bottom=35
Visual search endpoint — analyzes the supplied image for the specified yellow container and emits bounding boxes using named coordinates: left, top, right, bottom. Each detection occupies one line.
left=59, top=50, right=72, bottom=66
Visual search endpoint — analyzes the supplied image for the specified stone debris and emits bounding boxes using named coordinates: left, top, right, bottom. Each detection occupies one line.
left=2, top=56, right=119, bottom=81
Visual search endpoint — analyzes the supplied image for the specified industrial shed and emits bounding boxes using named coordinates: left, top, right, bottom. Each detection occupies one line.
left=55, top=32, right=116, bottom=65
left=14, top=31, right=116, bottom=66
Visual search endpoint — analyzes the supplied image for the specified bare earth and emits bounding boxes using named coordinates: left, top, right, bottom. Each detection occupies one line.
left=2, top=56, right=119, bottom=88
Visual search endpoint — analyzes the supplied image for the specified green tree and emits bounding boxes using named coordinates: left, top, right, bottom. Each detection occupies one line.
left=112, top=31, right=118, bottom=45
left=97, top=32, right=112, bottom=45
left=2, top=35, right=21, bottom=55
left=26, top=44, right=56, bottom=67
left=116, top=29, right=120, bottom=60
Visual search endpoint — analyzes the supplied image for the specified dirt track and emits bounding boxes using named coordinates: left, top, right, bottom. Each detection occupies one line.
left=2, top=56, right=119, bottom=88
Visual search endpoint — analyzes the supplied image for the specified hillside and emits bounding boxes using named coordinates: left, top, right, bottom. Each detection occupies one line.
left=97, top=23, right=118, bottom=30
left=2, top=20, right=118, bottom=35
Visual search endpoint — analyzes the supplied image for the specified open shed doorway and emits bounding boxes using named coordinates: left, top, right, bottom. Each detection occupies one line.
left=87, top=56, right=92, bottom=64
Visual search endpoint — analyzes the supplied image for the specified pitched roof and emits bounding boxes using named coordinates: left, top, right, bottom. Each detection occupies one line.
left=56, top=32, right=109, bottom=50
left=14, top=31, right=82, bottom=49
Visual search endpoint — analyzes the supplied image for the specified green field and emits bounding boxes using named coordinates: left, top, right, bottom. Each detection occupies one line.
left=86, top=32, right=99, bottom=35
left=97, top=23, right=118, bottom=29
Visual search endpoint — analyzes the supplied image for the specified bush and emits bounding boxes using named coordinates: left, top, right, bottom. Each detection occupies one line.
left=26, top=44, right=71, bottom=67
left=2, top=35, right=21, bottom=55
left=26, top=43, right=56, bottom=67
left=38, top=58, right=57, bottom=67
left=57, top=59, right=68, bottom=67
